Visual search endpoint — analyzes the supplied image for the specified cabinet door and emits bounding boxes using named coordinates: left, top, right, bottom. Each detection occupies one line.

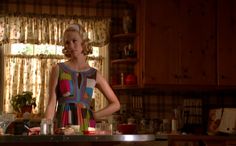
left=143, top=0, right=180, bottom=85
left=143, top=0, right=217, bottom=86
left=178, top=0, right=217, bottom=85
left=218, top=0, right=236, bottom=86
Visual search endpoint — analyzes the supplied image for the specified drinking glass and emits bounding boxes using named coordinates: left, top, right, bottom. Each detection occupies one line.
left=0, top=113, right=16, bottom=134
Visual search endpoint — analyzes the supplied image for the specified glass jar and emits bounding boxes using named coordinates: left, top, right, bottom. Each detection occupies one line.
left=40, top=118, right=54, bottom=135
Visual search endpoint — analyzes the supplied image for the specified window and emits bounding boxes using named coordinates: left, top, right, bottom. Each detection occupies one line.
left=0, top=15, right=111, bottom=115
left=3, top=43, right=106, bottom=114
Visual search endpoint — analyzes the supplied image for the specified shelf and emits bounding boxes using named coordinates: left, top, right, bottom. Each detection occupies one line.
left=112, top=84, right=139, bottom=90
left=112, top=33, right=136, bottom=39
left=111, top=58, right=138, bottom=64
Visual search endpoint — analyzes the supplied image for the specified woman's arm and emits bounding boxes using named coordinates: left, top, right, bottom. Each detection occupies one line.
left=93, top=71, right=120, bottom=120
left=44, top=64, right=59, bottom=120
left=29, top=64, right=59, bottom=135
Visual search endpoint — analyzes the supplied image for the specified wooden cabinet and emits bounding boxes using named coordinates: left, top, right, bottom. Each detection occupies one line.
left=226, top=141, right=236, bottom=146
left=167, top=135, right=236, bottom=146
left=142, top=0, right=179, bottom=85
left=218, top=0, right=236, bottom=86
left=141, top=0, right=217, bottom=86
left=178, top=0, right=217, bottom=85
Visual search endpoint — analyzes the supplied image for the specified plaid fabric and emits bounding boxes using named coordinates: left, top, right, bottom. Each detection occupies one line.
left=0, top=1, right=135, bottom=36
left=118, top=92, right=236, bottom=128
left=0, top=0, right=134, bottom=17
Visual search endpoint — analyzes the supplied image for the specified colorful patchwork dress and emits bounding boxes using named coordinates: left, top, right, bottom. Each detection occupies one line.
left=55, top=62, right=97, bottom=131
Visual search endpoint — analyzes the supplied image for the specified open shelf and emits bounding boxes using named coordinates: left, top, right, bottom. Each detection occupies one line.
left=112, top=33, right=137, bottom=39
left=111, top=58, right=138, bottom=64
left=112, top=84, right=139, bottom=90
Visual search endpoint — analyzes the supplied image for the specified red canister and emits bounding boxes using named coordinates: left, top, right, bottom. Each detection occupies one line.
left=125, top=74, right=137, bottom=85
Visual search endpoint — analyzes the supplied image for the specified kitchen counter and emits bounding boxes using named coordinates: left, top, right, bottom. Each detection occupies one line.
left=0, top=134, right=156, bottom=146
left=156, top=134, right=236, bottom=146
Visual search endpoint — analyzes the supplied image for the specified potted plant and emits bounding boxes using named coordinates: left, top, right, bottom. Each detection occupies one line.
left=10, top=91, right=36, bottom=114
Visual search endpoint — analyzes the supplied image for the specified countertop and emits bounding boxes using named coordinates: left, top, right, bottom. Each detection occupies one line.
left=155, top=133, right=236, bottom=140
left=0, top=134, right=156, bottom=143
left=156, top=134, right=236, bottom=146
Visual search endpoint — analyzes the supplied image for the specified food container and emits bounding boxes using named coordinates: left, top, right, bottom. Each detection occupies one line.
left=70, top=125, right=80, bottom=134
left=95, top=122, right=113, bottom=135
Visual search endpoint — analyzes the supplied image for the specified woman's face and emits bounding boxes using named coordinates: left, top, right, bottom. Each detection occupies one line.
left=64, top=30, right=83, bottom=57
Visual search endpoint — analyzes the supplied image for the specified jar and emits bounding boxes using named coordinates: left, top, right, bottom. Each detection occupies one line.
left=40, top=118, right=54, bottom=135
left=40, top=118, right=48, bottom=135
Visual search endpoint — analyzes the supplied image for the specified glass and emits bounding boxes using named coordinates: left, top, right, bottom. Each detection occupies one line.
left=0, top=113, right=16, bottom=134
left=95, top=121, right=112, bottom=135
left=40, top=118, right=54, bottom=135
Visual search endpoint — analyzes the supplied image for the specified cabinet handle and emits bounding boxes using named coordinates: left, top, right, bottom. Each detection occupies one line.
left=183, top=74, right=191, bottom=79
left=221, top=75, right=230, bottom=80
left=174, top=74, right=181, bottom=79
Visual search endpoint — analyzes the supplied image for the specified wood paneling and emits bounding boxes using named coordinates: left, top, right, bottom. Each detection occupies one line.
left=142, top=0, right=217, bottom=86
left=218, top=0, right=236, bottom=86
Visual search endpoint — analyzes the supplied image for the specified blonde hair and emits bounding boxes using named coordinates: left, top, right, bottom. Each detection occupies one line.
left=62, top=24, right=92, bottom=57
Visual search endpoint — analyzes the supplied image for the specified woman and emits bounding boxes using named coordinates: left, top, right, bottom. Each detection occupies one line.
left=31, top=24, right=120, bottom=134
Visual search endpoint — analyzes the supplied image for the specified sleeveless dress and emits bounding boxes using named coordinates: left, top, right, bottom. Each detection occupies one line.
left=55, top=62, right=97, bottom=131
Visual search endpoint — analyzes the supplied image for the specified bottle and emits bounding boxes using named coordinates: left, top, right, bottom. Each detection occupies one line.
left=171, top=109, right=178, bottom=133
left=120, top=73, right=124, bottom=86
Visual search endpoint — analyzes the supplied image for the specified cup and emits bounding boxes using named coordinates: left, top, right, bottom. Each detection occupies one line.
left=40, top=118, right=54, bottom=135
left=95, top=121, right=112, bottom=135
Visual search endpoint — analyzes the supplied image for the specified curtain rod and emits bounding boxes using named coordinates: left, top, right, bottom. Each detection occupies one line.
left=0, top=12, right=111, bottom=20
left=5, top=54, right=104, bottom=61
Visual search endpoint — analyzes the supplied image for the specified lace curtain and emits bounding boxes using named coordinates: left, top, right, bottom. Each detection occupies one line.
left=0, top=15, right=110, bottom=46
left=0, top=15, right=111, bottom=115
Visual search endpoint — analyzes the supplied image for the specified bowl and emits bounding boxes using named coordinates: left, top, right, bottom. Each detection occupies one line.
left=117, top=124, right=137, bottom=134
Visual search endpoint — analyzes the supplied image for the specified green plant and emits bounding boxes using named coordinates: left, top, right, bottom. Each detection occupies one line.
left=10, top=91, right=36, bottom=113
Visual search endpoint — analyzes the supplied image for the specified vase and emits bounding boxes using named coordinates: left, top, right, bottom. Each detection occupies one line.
left=122, top=10, right=133, bottom=33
